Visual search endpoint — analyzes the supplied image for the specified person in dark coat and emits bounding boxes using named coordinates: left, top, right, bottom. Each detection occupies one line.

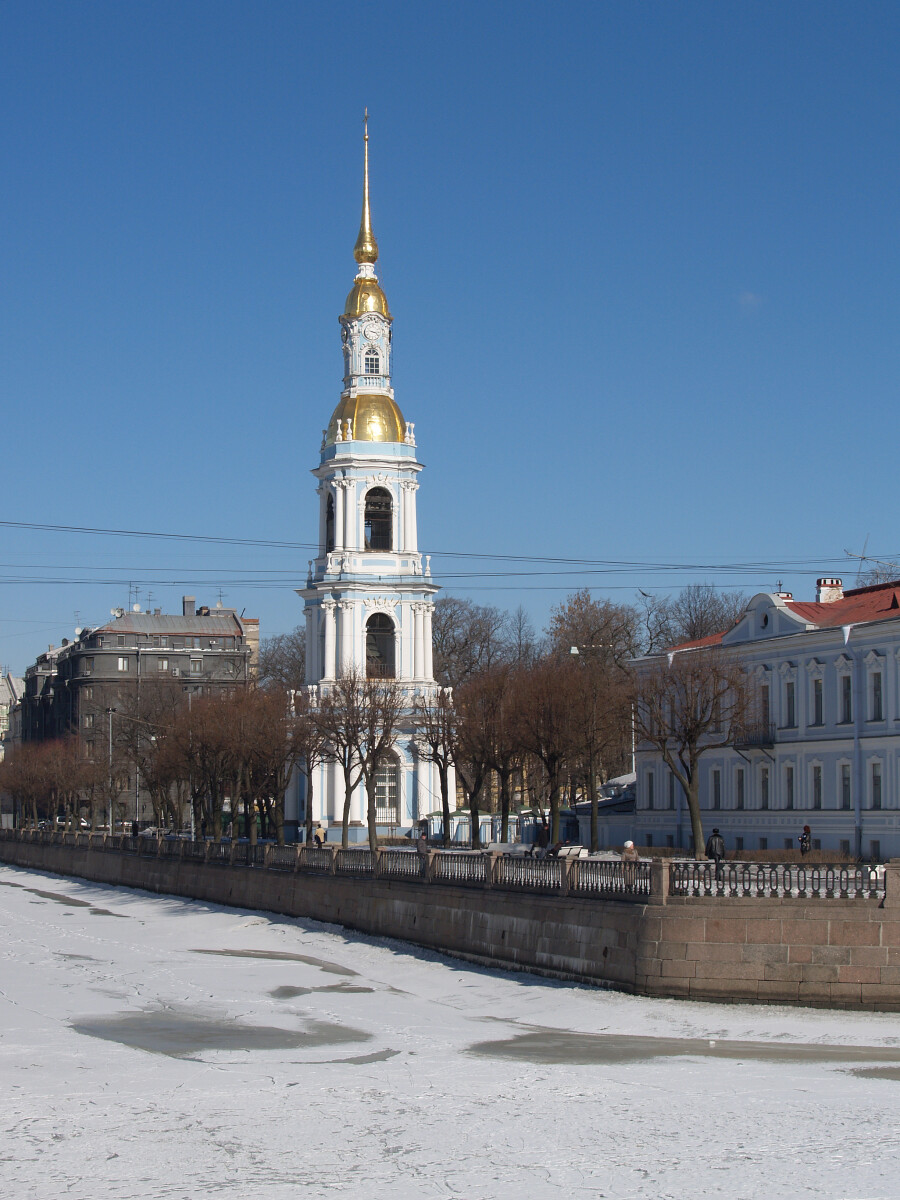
left=416, top=830, right=430, bottom=877
left=705, top=828, right=725, bottom=880
left=798, top=825, right=811, bottom=856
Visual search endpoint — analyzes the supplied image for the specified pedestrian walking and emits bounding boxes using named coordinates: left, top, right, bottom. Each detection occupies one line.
left=798, top=825, right=811, bottom=856
left=705, top=827, right=725, bottom=881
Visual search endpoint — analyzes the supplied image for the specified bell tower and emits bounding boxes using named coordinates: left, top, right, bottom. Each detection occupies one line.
left=298, top=114, right=442, bottom=838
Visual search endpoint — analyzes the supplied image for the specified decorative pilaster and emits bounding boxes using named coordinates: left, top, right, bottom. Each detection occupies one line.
left=322, top=600, right=336, bottom=680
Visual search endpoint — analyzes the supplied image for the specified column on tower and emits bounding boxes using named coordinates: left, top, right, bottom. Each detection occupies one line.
left=423, top=602, right=434, bottom=678
left=321, top=600, right=336, bottom=679
left=338, top=601, right=355, bottom=674
left=412, top=603, right=424, bottom=679
left=407, top=481, right=418, bottom=552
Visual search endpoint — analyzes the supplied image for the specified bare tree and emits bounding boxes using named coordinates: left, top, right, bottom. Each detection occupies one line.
left=548, top=590, right=639, bottom=667
left=290, top=688, right=328, bottom=844
left=431, top=596, right=508, bottom=689
left=349, top=676, right=404, bottom=854
left=642, top=584, right=748, bottom=649
left=513, top=657, right=582, bottom=843
left=317, top=670, right=368, bottom=848
left=631, top=645, right=750, bottom=855
left=259, top=627, right=307, bottom=692
left=413, top=686, right=456, bottom=847
left=451, top=675, right=493, bottom=850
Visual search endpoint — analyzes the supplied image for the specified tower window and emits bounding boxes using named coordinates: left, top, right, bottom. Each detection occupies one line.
left=364, top=487, right=392, bottom=550
left=366, top=612, right=395, bottom=678
left=374, top=756, right=400, bottom=824
left=364, top=351, right=380, bottom=374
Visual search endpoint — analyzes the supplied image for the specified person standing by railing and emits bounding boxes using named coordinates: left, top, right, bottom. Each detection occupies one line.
left=705, top=828, right=725, bottom=881
left=621, top=840, right=639, bottom=890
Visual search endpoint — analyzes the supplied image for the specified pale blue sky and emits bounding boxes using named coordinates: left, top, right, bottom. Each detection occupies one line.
left=1, top=1, right=899, bottom=671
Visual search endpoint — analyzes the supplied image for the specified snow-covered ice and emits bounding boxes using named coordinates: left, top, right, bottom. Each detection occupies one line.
left=2, top=862, right=899, bottom=1199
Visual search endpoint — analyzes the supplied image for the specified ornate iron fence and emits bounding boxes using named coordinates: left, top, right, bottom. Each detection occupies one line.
left=495, top=855, right=563, bottom=892
left=379, top=849, right=422, bottom=880
left=570, top=858, right=652, bottom=899
left=335, top=848, right=375, bottom=875
left=299, top=846, right=333, bottom=873
left=268, top=845, right=298, bottom=872
left=670, top=861, right=884, bottom=900
left=432, top=852, right=487, bottom=887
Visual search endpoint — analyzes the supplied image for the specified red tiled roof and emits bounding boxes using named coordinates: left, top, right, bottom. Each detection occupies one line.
left=786, top=580, right=900, bottom=629
left=667, top=579, right=900, bottom=654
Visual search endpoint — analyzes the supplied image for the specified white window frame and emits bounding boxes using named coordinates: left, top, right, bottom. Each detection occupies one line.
left=117, top=657, right=129, bottom=672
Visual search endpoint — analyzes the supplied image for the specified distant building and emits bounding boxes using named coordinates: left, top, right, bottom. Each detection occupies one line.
left=0, top=673, right=24, bottom=759
left=634, top=578, right=900, bottom=859
left=18, top=596, right=259, bottom=749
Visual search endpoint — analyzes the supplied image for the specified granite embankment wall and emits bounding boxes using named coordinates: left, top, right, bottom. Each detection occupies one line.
left=2, top=837, right=899, bottom=1010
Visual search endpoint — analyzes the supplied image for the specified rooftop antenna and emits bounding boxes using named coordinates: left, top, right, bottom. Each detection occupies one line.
left=216, top=587, right=226, bottom=608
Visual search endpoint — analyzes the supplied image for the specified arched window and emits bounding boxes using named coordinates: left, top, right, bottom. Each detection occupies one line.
left=325, top=493, right=335, bottom=552
left=364, top=487, right=392, bottom=550
left=366, top=612, right=395, bottom=678
left=374, top=755, right=400, bottom=825
left=364, top=350, right=380, bottom=375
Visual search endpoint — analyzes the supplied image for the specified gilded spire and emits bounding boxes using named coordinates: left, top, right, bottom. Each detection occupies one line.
left=353, top=109, right=379, bottom=265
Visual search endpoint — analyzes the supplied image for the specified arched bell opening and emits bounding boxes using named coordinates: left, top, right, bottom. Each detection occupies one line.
left=366, top=612, right=396, bottom=678
left=364, top=487, right=392, bottom=551
left=325, top=494, right=335, bottom=553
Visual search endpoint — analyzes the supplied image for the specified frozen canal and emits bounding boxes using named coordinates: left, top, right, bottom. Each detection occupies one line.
left=2, top=864, right=900, bottom=1199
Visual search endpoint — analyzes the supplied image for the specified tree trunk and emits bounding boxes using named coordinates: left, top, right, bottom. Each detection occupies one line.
left=686, top=777, right=705, bottom=858
left=304, top=765, right=315, bottom=844
left=588, top=757, right=598, bottom=853
left=366, top=772, right=378, bottom=854
left=468, top=786, right=482, bottom=849
left=548, top=767, right=561, bottom=843
left=341, top=765, right=353, bottom=848
left=499, top=771, right=511, bottom=843
left=438, top=762, right=450, bottom=848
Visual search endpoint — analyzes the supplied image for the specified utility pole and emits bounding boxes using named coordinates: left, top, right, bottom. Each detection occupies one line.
left=106, top=706, right=115, bottom=832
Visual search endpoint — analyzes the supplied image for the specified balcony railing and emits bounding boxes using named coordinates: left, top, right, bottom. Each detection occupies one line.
left=732, top=721, right=776, bottom=749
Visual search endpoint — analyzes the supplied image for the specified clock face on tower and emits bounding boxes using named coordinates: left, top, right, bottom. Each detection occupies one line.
left=364, top=323, right=380, bottom=342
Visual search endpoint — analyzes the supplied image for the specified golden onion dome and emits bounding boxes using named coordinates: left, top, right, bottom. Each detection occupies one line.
left=326, top=393, right=406, bottom=446
left=343, top=278, right=391, bottom=319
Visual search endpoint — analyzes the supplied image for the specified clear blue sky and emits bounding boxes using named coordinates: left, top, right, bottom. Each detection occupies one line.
left=2, top=1, right=899, bottom=672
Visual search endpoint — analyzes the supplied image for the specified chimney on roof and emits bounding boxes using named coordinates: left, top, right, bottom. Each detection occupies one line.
left=816, top=578, right=844, bottom=603
left=183, top=596, right=196, bottom=618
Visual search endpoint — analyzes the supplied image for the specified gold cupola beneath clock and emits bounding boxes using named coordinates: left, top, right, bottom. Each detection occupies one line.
left=325, top=392, right=406, bottom=446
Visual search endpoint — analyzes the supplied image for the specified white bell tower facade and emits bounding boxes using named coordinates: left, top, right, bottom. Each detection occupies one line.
left=298, top=116, right=444, bottom=838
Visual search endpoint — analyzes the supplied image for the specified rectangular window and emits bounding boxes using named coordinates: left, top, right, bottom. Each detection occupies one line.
left=84, top=740, right=94, bottom=759
left=646, top=773, right=654, bottom=810
left=83, top=686, right=93, bottom=700
left=666, top=835, right=674, bottom=848
left=760, top=768, right=769, bottom=810
left=735, top=836, right=744, bottom=851
left=161, top=636, right=168, bottom=648
left=785, top=765, right=794, bottom=810
left=813, top=839, right=821, bottom=851
left=96, top=636, right=103, bottom=647
left=158, top=658, right=169, bottom=672
left=872, top=761, right=882, bottom=810
left=117, top=634, right=125, bottom=648
left=712, top=769, right=721, bottom=810
left=784, top=838, right=793, bottom=850
left=785, top=681, right=796, bottom=727
left=872, top=672, right=884, bottom=721
left=841, top=674, right=852, bottom=724
left=871, top=840, right=881, bottom=861
left=83, top=658, right=94, bottom=676
left=840, top=839, right=851, bottom=856
left=813, top=765, right=822, bottom=810
left=841, top=763, right=851, bottom=810
left=759, top=837, right=768, bottom=851
left=83, top=713, right=93, bottom=729
left=190, top=659, right=202, bottom=675
left=760, top=684, right=770, bottom=727
left=813, top=678, right=823, bottom=725
left=646, top=833, right=653, bottom=848
left=152, top=636, right=160, bottom=647
left=192, top=637, right=201, bottom=649
left=117, top=657, right=129, bottom=672
left=668, top=772, right=675, bottom=810
left=736, top=768, right=745, bottom=811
